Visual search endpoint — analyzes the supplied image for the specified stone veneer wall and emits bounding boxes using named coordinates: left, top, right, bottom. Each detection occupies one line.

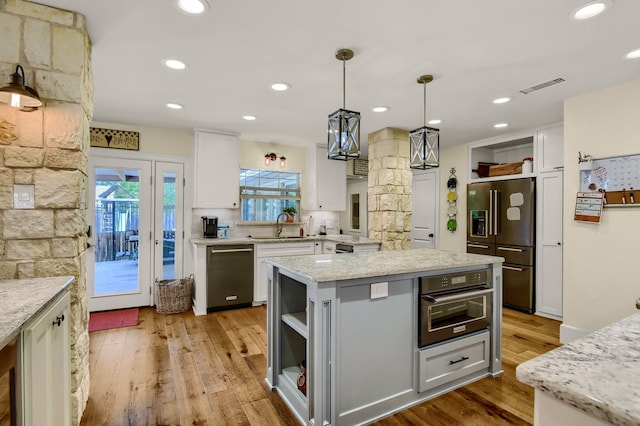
left=0, top=1, right=92, bottom=424
left=367, top=128, right=412, bottom=250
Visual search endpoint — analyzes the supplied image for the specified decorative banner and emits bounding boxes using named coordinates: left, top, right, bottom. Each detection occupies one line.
left=90, top=127, right=139, bottom=151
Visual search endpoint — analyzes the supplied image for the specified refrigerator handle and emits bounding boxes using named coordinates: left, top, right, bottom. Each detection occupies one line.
left=494, top=190, right=500, bottom=236
left=488, top=190, right=494, bottom=236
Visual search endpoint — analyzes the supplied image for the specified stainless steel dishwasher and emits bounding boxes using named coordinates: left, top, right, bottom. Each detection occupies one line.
left=206, top=244, right=254, bottom=311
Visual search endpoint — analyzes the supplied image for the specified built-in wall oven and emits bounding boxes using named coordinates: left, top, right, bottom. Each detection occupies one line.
left=418, top=268, right=493, bottom=347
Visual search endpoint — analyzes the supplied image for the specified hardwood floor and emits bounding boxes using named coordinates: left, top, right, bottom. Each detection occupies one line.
left=80, top=306, right=560, bottom=426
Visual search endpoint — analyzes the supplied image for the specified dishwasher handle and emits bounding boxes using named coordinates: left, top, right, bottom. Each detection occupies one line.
left=210, top=248, right=253, bottom=254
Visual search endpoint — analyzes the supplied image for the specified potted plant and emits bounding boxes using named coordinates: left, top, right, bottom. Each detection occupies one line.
left=282, top=206, right=297, bottom=223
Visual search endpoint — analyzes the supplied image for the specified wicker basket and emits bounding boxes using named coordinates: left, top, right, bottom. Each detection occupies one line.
left=155, top=275, right=193, bottom=314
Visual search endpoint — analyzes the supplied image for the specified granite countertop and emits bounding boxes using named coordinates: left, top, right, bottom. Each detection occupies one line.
left=265, top=248, right=503, bottom=283
left=516, top=313, right=640, bottom=426
left=0, top=276, right=74, bottom=350
left=190, top=234, right=381, bottom=246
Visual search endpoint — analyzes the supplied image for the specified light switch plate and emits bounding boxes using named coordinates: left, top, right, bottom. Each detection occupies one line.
left=370, top=281, right=388, bottom=299
left=13, top=184, right=35, bottom=209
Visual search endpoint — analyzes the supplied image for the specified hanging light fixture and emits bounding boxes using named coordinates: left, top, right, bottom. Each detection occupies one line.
left=0, top=64, right=43, bottom=112
left=409, top=74, right=439, bottom=169
left=328, top=48, right=360, bottom=160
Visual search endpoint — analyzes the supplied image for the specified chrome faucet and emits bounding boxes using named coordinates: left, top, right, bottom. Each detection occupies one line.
left=275, top=212, right=287, bottom=237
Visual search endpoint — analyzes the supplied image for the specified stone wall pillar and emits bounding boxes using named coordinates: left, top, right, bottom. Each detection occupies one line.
left=368, top=128, right=412, bottom=250
left=0, top=1, right=92, bottom=424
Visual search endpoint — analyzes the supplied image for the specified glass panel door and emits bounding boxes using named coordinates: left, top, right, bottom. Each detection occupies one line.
left=154, top=162, right=183, bottom=281
left=88, top=158, right=152, bottom=311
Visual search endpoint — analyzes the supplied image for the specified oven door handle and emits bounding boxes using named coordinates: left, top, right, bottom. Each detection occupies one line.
left=421, top=288, right=494, bottom=304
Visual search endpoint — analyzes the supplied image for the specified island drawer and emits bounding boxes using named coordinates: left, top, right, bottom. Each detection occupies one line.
left=418, top=331, right=490, bottom=393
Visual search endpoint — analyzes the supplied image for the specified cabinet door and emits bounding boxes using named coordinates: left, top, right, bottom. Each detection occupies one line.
left=255, top=257, right=268, bottom=303
left=536, top=171, right=563, bottom=319
left=305, top=145, right=346, bottom=211
left=537, top=125, right=564, bottom=173
left=20, top=291, right=70, bottom=426
left=194, top=130, right=239, bottom=208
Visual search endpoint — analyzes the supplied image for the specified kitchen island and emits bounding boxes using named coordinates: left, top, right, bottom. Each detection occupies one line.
left=266, top=248, right=503, bottom=425
left=517, top=313, right=640, bottom=426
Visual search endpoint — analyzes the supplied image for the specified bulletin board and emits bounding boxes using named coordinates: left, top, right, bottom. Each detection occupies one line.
left=579, top=153, right=640, bottom=206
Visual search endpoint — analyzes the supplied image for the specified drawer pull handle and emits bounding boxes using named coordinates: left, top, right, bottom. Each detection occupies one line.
left=52, top=314, right=65, bottom=327
left=497, top=247, right=524, bottom=252
left=503, top=266, right=524, bottom=272
left=449, top=356, right=469, bottom=365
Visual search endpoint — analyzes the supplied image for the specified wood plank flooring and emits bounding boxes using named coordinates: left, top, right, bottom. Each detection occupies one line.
left=80, top=306, right=560, bottom=426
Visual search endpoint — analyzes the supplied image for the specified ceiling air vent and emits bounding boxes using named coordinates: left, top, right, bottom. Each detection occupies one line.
left=519, top=77, right=566, bottom=95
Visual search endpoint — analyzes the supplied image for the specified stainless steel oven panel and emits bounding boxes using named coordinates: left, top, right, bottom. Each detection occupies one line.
left=419, top=268, right=491, bottom=294
left=419, top=288, right=493, bottom=347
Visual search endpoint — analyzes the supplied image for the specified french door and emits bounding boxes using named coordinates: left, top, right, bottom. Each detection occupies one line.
left=88, top=157, right=184, bottom=312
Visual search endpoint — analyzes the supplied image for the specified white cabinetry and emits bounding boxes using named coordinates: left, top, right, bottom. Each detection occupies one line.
left=193, top=129, right=239, bottom=208
left=19, top=291, right=70, bottom=426
left=322, top=241, right=336, bottom=254
left=254, top=242, right=315, bottom=303
left=536, top=170, right=563, bottom=320
left=304, top=144, right=346, bottom=211
left=537, top=125, right=564, bottom=173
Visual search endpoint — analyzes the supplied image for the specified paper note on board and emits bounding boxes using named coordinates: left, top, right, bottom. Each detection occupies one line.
left=510, top=192, right=524, bottom=207
left=506, top=207, right=521, bottom=221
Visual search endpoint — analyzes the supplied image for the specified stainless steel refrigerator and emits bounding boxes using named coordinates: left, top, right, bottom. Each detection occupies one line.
left=467, top=178, right=535, bottom=313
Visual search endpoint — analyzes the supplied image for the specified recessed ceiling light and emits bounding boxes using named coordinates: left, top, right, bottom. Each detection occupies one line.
left=243, top=115, right=257, bottom=121
left=571, top=1, right=612, bottom=20
left=494, top=123, right=509, bottom=128
left=493, top=97, right=511, bottom=104
left=623, top=48, right=640, bottom=60
left=271, top=82, right=291, bottom=91
left=428, top=119, right=442, bottom=125
left=372, top=106, right=389, bottom=113
left=176, top=0, right=209, bottom=15
left=165, top=103, right=184, bottom=110
left=163, top=59, right=187, bottom=70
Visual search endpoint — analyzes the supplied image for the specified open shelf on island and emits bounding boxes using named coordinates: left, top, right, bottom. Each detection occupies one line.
left=282, top=311, right=307, bottom=338
left=281, top=365, right=307, bottom=401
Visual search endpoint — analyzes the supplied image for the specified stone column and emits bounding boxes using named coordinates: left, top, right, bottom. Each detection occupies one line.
left=0, top=1, right=92, bottom=424
left=368, top=128, right=412, bottom=250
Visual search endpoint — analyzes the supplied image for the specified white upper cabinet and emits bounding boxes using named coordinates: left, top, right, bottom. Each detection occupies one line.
left=468, top=132, right=536, bottom=183
left=537, top=124, right=564, bottom=173
left=193, top=129, right=239, bottom=208
left=304, top=144, right=346, bottom=211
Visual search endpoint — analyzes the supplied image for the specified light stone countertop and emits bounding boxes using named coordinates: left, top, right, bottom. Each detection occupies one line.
left=265, top=248, right=503, bottom=283
left=190, top=234, right=381, bottom=246
left=516, top=313, right=640, bottom=426
left=0, top=276, right=74, bottom=350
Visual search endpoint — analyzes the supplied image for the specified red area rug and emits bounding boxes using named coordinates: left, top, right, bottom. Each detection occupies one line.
left=89, top=308, right=139, bottom=332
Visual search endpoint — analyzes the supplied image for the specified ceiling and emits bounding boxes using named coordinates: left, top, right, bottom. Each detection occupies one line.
left=33, top=0, right=640, bottom=157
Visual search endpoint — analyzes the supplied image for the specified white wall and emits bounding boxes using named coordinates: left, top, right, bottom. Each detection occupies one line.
left=563, top=79, right=640, bottom=334
left=91, top=121, right=192, bottom=156
left=239, top=139, right=306, bottom=172
left=437, top=143, right=468, bottom=252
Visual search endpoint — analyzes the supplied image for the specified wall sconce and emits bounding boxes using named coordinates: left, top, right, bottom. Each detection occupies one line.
left=409, top=74, right=439, bottom=169
left=0, top=65, right=43, bottom=112
left=328, top=48, right=360, bottom=161
left=265, top=152, right=286, bottom=168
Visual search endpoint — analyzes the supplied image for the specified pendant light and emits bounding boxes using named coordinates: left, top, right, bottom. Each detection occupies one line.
left=328, top=48, right=360, bottom=160
left=409, top=74, right=439, bottom=169
left=0, top=65, right=43, bottom=112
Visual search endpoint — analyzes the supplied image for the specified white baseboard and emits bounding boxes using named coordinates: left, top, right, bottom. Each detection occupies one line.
left=535, top=311, right=562, bottom=321
left=559, top=323, right=590, bottom=344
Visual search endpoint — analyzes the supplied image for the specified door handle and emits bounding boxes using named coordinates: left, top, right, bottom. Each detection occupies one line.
left=557, top=242, right=562, bottom=246
left=211, top=248, right=253, bottom=254
left=428, top=233, right=434, bottom=238
left=636, top=298, right=640, bottom=310
left=467, top=243, right=489, bottom=249
left=503, top=266, right=524, bottom=272
left=497, top=247, right=523, bottom=252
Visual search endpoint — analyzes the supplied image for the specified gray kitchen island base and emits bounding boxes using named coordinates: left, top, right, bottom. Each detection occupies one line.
left=265, top=249, right=503, bottom=426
